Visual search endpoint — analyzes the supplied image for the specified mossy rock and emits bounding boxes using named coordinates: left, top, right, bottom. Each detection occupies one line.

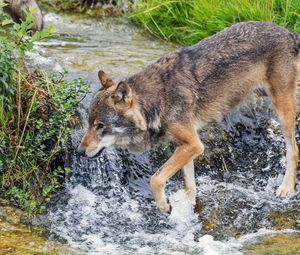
left=0, top=206, right=24, bottom=225
left=268, top=210, right=300, bottom=230
left=245, top=234, right=300, bottom=255
left=0, top=203, right=80, bottom=255
left=0, top=229, right=77, bottom=255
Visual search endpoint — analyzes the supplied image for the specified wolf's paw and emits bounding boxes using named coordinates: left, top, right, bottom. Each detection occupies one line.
left=157, top=200, right=171, bottom=214
left=276, top=184, right=296, bottom=197
left=185, top=188, right=196, bottom=206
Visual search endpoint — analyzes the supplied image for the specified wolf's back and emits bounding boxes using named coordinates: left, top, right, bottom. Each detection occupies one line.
left=288, top=31, right=300, bottom=57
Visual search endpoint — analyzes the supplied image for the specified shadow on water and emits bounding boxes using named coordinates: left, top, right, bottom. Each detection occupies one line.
left=29, top=13, right=300, bottom=254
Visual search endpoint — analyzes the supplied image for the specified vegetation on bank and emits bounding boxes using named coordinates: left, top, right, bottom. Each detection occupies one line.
left=130, top=0, right=300, bottom=45
left=40, top=0, right=83, bottom=12
left=0, top=4, right=88, bottom=213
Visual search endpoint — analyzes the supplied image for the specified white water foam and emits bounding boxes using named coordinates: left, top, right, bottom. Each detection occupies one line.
left=50, top=184, right=299, bottom=255
left=50, top=188, right=203, bottom=254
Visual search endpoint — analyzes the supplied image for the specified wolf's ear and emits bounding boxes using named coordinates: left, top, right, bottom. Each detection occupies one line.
left=98, top=70, right=114, bottom=89
left=113, top=81, right=133, bottom=106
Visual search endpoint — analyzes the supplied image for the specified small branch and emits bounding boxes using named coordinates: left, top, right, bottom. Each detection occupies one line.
left=17, top=70, right=21, bottom=136
left=14, top=89, right=37, bottom=160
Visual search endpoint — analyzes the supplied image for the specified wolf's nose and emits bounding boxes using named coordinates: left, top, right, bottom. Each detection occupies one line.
left=77, top=145, right=86, bottom=157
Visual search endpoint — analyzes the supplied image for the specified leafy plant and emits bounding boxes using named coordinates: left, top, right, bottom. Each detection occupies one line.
left=0, top=5, right=89, bottom=213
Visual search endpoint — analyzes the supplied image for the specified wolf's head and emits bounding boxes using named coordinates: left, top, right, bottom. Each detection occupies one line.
left=78, top=70, right=147, bottom=159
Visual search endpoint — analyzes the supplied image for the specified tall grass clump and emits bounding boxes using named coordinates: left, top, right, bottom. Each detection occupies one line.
left=130, top=0, right=300, bottom=45
left=0, top=4, right=89, bottom=213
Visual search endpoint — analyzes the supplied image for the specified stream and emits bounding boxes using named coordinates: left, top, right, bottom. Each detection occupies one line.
left=28, top=13, right=300, bottom=255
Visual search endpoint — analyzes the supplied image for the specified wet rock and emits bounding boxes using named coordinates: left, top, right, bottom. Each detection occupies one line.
left=268, top=209, right=300, bottom=230
left=0, top=202, right=80, bottom=255
left=0, top=205, right=23, bottom=225
left=244, top=234, right=300, bottom=255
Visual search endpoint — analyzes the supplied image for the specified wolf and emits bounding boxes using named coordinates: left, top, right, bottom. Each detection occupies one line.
left=3, top=0, right=43, bottom=32
left=78, top=21, right=300, bottom=213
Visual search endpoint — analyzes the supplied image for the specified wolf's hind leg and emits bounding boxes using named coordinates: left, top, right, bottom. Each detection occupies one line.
left=268, top=79, right=299, bottom=197
left=183, top=160, right=196, bottom=205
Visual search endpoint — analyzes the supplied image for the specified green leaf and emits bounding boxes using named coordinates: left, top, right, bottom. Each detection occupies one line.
left=1, top=19, right=13, bottom=26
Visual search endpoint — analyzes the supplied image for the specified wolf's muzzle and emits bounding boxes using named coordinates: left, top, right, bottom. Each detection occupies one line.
left=77, top=145, right=86, bottom=157
left=77, top=144, right=105, bottom=160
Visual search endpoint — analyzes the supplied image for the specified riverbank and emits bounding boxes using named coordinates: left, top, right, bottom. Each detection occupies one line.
left=130, top=0, right=300, bottom=45
left=0, top=5, right=89, bottom=214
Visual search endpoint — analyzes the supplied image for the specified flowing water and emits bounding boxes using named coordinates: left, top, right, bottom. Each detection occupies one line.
left=29, top=13, right=300, bottom=254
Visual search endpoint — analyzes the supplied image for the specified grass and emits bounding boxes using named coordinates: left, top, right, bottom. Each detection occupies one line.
left=130, top=0, right=300, bottom=45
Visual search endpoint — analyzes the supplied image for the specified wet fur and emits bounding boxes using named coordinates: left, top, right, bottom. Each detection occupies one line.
left=79, top=21, right=300, bottom=213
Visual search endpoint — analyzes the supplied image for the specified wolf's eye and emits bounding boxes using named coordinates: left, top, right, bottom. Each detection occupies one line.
left=96, top=122, right=105, bottom=129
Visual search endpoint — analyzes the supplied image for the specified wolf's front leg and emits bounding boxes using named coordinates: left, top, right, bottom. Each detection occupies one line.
left=150, top=124, right=204, bottom=213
